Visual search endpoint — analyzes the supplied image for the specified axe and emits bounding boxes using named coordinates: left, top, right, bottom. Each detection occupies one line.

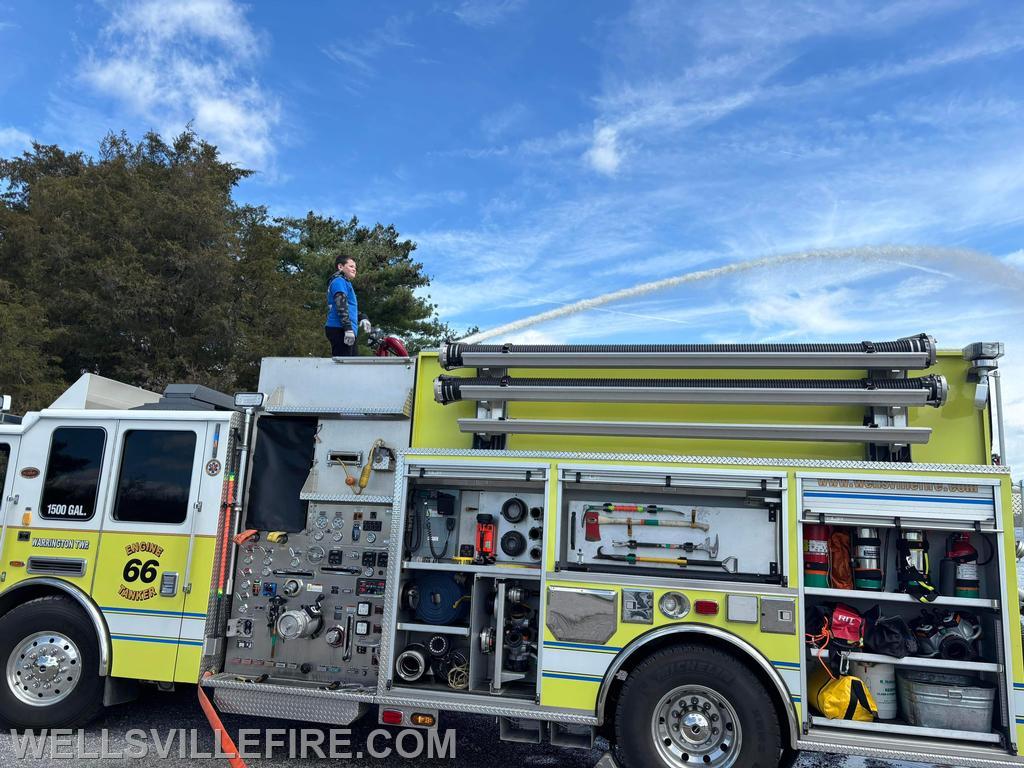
left=583, top=509, right=710, bottom=542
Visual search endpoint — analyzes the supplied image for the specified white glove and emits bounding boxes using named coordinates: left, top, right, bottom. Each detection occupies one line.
left=344, top=330, right=355, bottom=346
left=359, top=318, right=372, bottom=334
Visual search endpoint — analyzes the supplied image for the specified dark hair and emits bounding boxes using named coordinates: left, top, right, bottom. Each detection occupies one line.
left=335, top=255, right=354, bottom=268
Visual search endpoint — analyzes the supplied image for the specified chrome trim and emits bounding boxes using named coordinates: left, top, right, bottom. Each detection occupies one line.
left=594, top=624, right=798, bottom=750
left=0, top=578, right=111, bottom=676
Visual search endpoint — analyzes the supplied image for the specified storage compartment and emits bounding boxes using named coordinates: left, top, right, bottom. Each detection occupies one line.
left=557, top=466, right=784, bottom=583
left=389, top=462, right=546, bottom=701
left=798, top=474, right=1011, bottom=747
left=390, top=572, right=540, bottom=700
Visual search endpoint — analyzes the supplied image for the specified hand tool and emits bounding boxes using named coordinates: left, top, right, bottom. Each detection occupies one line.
left=594, top=546, right=738, bottom=573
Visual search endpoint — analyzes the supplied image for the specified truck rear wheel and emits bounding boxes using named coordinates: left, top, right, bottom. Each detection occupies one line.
left=0, top=596, right=104, bottom=728
left=614, top=644, right=781, bottom=768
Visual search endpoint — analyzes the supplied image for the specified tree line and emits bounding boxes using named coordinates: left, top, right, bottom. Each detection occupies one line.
left=0, top=130, right=461, bottom=412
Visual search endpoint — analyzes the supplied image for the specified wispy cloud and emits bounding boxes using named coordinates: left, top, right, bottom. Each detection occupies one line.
left=322, top=15, right=414, bottom=93
left=0, top=126, right=32, bottom=155
left=78, top=0, right=279, bottom=170
left=452, top=0, right=526, bottom=28
left=480, top=103, right=529, bottom=142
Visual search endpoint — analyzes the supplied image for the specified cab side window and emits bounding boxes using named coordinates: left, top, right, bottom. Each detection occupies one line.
left=40, top=427, right=106, bottom=521
left=113, top=430, right=197, bottom=524
left=0, top=443, right=10, bottom=492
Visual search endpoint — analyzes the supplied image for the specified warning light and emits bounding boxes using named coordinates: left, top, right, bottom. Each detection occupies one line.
left=694, top=600, right=719, bottom=616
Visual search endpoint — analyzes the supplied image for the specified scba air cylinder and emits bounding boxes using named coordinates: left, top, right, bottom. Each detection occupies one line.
left=853, top=527, right=883, bottom=591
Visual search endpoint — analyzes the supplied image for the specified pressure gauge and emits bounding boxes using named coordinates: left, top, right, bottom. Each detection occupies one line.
left=242, top=553, right=253, bottom=565
left=240, top=580, right=251, bottom=593
left=261, top=566, right=271, bottom=577
left=308, top=546, right=325, bottom=564
left=313, top=530, right=325, bottom=541
left=315, top=516, right=329, bottom=529
left=332, top=532, right=343, bottom=542
left=290, top=557, right=301, bottom=567
left=237, top=603, right=249, bottom=614
left=362, top=567, right=374, bottom=577
left=365, top=532, right=377, bottom=544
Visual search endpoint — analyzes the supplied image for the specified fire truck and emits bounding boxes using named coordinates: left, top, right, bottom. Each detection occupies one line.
left=0, top=335, right=1020, bottom=768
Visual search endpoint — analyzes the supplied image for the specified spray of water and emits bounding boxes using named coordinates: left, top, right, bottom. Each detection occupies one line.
left=461, top=245, right=1024, bottom=344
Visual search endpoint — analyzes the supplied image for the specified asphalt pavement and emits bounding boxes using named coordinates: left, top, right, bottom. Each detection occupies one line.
left=0, top=684, right=936, bottom=767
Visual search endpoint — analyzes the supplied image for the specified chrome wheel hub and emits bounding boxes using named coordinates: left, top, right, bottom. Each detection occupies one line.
left=6, top=632, right=82, bottom=706
left=651, top=684, right=741, bottom=767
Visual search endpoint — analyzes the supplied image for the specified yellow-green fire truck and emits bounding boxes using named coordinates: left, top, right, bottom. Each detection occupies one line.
left=0, top=334, right=1020, bottom=768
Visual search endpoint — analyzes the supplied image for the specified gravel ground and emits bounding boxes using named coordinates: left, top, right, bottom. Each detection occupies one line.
left=0, top=684, right=939, bottom=767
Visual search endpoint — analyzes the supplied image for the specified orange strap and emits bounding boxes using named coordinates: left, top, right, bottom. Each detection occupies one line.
left=197, top=674, right=248, bottom=768
left=232, top=529, right=259, bottom=545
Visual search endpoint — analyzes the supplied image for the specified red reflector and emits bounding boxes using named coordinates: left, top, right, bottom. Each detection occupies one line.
left=381, top=709, right=403, bottom=725
left=694, top=600, right=719, bottom=615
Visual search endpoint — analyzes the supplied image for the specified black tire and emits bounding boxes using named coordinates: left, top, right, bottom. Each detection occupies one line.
left=0, top=595, right=105, bottom=729
left=614, top=644, right=782, bottom=768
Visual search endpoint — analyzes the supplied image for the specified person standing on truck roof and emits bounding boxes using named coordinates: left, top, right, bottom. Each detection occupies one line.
left=325, top=255, right=371, bottom=356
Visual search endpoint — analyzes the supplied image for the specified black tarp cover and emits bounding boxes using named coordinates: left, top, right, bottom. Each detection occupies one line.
left=246, top=416, right=317, bottom=533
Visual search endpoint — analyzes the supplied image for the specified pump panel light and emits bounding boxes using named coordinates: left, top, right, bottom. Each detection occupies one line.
left=658, top=591, right=690, bottom=620
left=234, top=392, right=265, bottom=408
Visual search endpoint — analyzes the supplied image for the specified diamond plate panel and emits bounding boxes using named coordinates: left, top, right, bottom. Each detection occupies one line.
left=398, top=447, right=1010, bottom=474
left=208, top=677, right=371, bottom=724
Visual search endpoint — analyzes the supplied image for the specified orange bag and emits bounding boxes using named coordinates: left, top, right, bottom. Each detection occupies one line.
left=828, top=529, right=854, bottom=589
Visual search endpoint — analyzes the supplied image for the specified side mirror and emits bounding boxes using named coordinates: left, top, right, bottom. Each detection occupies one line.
left=0, top=395, right=11, bottom=413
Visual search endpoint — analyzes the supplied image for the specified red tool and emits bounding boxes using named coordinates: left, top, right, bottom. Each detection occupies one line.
left=475, top=513, right=496, bottom=563
left=582, top=509, right=710, bottom=542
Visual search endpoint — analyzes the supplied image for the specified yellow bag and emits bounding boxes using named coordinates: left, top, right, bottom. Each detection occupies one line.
left=809, top=666, right=878, bottom=722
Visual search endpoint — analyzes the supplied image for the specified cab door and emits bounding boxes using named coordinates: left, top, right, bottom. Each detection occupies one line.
left=91, top=419, right=209, bottom=682
left=0, top=435, right=22, bottom=577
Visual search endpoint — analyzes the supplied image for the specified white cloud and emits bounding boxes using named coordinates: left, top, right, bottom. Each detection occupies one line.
left=0, top=126, right=32, bottom=155
left=584, top=125, right=623, bottom=175
left=79, top=0, right=279, bottom=171
left=452, top=0, right=525, bottom=28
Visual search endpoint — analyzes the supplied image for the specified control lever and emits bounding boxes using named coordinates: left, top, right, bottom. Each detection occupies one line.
left=342, top=614, right=354, bottom=661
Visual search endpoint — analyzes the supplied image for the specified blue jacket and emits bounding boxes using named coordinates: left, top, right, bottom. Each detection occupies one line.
left=325, top=274, right=358, bottom=331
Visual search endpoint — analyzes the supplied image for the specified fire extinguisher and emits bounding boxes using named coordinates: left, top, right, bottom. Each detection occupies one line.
left=942, top=533, right=979, bottom=598
left=852, top=527, right=884, bottom=591
left=804, top=524, right=830, bottom=587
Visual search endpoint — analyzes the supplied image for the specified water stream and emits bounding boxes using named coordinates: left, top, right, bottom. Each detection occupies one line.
left=461, top=245, right=1024, bottom=343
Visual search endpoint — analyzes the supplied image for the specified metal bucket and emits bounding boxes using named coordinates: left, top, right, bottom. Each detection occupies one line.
left=896, top=670, right=994, bottom=732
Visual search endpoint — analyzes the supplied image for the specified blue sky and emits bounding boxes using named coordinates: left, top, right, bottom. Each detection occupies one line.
left=1, top=0, right=1023, bottom=465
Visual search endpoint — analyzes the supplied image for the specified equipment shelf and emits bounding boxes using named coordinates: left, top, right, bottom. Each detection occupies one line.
left=402, top=560, right=541, bottom=578
left=396, top=622, right=471, bottom=637
left=804, top=587, right=999, bottom=610
left=810, top=648, right=1000, bottom=673
left=808, top=716, right=1002, bottom=745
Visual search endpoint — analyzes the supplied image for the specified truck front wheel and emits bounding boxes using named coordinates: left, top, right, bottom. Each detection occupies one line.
left=0, top=595, right=104, bottom=729
left=614, top=644, right=782, bottom=768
